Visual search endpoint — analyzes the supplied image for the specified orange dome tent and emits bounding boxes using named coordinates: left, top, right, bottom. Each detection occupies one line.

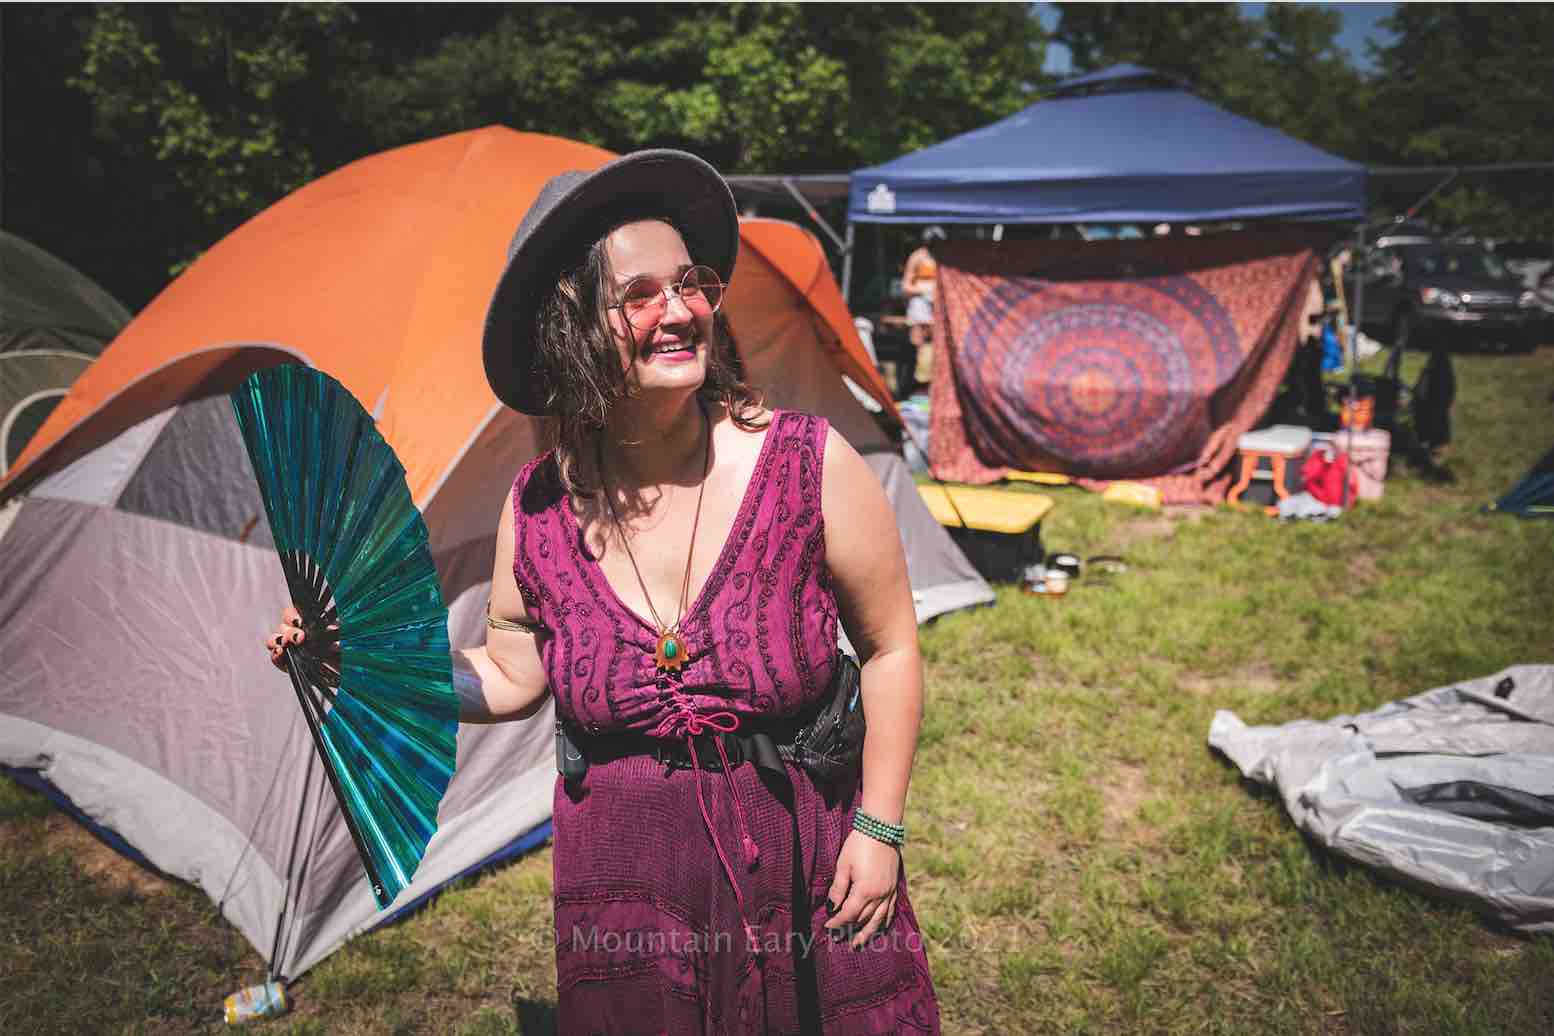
left=1, top=128, right=609, bottom=513
left=0, top=128, right=986, bottom=981
left=0, top=132, right=898, bottom=510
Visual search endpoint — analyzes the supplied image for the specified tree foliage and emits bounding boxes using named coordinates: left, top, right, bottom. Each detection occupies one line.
left=13, top=2, right=1044, bottom=302
left=1369, top=3, right=1554, bottom=239
left=336, top=4, right=1045, bottom=173
left=5, top=2, right=1552, bottom=312
left=1051, top=2, right=1370, bottom=160
left=73, top=5, right=358, bottom=219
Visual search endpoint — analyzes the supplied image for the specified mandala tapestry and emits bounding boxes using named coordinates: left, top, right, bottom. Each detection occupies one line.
left=928, top=231, right=1324, bottom=504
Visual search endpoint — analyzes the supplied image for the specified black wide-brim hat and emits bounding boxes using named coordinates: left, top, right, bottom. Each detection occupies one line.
left=482, top=149, right=739, bottom=415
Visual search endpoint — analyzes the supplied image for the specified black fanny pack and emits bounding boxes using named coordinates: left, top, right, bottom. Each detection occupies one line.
left=781, top=649, right=865, bottom=785
left=557, top=651, right=865, bottom=788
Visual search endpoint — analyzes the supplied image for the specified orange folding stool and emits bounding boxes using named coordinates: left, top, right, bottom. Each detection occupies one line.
left=1227, top=425, right=1313, bottom=511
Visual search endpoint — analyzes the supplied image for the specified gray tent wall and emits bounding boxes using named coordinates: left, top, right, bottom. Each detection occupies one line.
left=0, top=393, right=558, bottom=981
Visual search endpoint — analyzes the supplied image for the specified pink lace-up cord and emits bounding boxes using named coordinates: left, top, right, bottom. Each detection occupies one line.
left=650, top=696, right=765, bottom=958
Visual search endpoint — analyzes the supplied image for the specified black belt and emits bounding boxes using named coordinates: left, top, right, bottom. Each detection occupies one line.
left=568, top=719, right=804, bottom=775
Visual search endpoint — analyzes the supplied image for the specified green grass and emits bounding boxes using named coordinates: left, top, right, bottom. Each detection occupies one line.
left=4, top=347, right=1554, bottom=1034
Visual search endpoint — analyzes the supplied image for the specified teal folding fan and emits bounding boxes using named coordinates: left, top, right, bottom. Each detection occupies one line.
left=231, top=365, right=458, bottom=908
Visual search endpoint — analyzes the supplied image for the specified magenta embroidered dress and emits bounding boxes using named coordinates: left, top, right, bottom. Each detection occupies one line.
left=510, top=411, right=939, bottom=1035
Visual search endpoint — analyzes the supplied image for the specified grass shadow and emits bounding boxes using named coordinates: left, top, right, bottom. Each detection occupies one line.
left=511, top=995, right=557, bottom=1036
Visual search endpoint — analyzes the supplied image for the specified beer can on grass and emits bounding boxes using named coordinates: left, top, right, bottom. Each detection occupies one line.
left=223, top=981, right=289, bottom=1024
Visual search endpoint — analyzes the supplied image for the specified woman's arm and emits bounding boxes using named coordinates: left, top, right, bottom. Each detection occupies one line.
left=820, top=427, right=923, bottom=827
left=458, top=485, right=551, bottom=724
left=818, top=426, right=923, bottom=947
left=900, top=248, right=926, bottom=298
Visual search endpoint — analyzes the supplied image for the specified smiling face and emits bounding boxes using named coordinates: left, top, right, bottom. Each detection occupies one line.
left=603, top=220, right=715, bottom=400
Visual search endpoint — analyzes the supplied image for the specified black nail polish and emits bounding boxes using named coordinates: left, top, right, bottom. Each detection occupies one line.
left=825, top=899, right=838, bottom=916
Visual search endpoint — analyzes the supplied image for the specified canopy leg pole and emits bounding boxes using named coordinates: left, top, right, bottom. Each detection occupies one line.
left=1342, top=221, right=1366, bottom=511
left=841, top=222, right=856, bottom=305
left=781, top=177, right=849, bottom=254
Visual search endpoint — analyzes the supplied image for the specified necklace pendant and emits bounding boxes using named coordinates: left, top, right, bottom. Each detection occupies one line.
left=654, top=628, right=688, bottom=672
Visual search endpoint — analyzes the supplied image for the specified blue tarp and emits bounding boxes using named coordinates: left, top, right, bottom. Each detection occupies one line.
left=849, top=65, right=1367, bottom=225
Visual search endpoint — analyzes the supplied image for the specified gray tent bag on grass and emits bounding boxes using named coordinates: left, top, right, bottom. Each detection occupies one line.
left=1209, top=665, right=1554, bottom=933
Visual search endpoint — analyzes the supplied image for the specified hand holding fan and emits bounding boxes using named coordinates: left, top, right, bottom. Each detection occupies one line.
left=231, top=364, right=459, bottom=908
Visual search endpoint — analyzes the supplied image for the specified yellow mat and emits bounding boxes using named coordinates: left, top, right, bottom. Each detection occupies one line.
left=916, top=484, right=1054, bottom=534
left=1006, top=470, right=1072, bottom=486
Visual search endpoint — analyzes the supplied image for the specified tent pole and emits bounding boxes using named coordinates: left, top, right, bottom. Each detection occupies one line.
left=781, top=177, right=849, bottom=254
left=841, top=222, right=855, bottom=304
left=1350, top=222, right=1365, bottom=374
left=1341, top=221, right=1365, bottom=511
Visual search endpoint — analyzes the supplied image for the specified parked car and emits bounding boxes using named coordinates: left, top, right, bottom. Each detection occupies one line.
left=1497, top=241, right=1554, bottom=346
left=1347, top=241, right=1542, bottom=353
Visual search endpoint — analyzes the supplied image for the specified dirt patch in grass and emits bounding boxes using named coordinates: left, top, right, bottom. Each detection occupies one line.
left=33, top=814, right=177, bottom=898
left=1101, top=762, right=1152, bottom=836
left=1180, top=662, right=1282, bottom=700
left=1347, top=551, right=1380, bottom=587
left=1104, top=516, right=1177, bottom=551
left=1162, top=503, right=1214, bottom=521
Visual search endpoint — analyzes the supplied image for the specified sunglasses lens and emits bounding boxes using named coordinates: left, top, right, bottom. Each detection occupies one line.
left=621, top=279, right=662, bottom=329
left=617, top=266, right=725, bottom=330
left=681, top=266, right=723, bottom=312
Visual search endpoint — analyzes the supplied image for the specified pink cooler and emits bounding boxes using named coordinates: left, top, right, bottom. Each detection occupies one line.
left=1318, top=429, right=1391, bottom=500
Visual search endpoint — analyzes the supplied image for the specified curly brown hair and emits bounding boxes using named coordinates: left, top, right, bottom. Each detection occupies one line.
left=528, top=218, right=767, bottom=498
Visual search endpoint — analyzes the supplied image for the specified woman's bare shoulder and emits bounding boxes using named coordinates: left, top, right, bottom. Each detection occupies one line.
left=715, top=400, right=775, bottom=440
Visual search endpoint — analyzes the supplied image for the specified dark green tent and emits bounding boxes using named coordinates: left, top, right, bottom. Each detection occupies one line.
left=0, top=232, right=130, bottom=475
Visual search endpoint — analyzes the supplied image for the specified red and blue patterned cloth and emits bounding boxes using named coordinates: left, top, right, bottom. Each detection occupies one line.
left=929, top=231, right=1325, bottom=503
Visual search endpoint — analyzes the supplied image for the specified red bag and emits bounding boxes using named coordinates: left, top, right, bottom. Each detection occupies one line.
left=1301, top=446, right=1357, bottom=507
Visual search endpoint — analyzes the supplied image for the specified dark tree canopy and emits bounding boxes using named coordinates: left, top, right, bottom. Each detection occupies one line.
left=1368, top=3, right=1554, bottom=240
left=4, top=2, right=1551, bottom=313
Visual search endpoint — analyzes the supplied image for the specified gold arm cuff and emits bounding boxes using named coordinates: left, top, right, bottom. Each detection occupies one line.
left=486, top=602, right=541, bottom=634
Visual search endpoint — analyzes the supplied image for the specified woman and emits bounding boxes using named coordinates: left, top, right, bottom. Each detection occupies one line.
left=271, top=150, right=938, bottom=1034
left=900, top=225, right=943, bottom=387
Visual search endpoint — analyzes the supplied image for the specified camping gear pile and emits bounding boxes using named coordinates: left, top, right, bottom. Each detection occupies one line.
left=0, top=128, right=991, bottom=982
left=1210, top=665, right=1554, bottom=933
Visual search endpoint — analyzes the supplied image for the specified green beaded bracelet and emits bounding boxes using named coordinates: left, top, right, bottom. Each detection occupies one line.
left=853, top=810, right=905, bottom=848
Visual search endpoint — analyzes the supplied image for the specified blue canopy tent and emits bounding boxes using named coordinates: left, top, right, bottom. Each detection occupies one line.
left=847, top=64, right=1367, bottom=227
left=836, top=66, right=1371, bottom=502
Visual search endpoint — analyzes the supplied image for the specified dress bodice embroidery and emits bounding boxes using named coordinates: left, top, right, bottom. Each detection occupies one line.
left=510, top=410, right=839, bottom=738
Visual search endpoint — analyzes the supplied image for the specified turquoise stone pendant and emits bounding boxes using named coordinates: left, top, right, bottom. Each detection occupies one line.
left=654, top=628, right=688, bottom=672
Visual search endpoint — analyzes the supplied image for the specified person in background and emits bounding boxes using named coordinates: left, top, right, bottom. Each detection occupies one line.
left=900, top=226, right=944, bottom=388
